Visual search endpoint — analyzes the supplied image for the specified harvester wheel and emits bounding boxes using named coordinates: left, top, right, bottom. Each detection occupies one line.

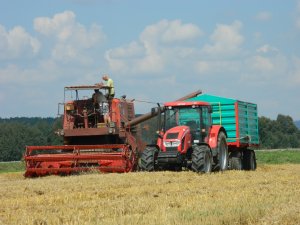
left=216, top=131, right=228, bottom=171
left=242, top=149, right=257, bottom=170
left=228, top=151, right=242, bottom=170
left=139, top=147, right=157, bottom=171
left=191, top=145, right=212, bottom=173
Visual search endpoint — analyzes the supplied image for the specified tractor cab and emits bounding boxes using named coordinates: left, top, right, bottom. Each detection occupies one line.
left=157, top=101, right=212, bottom=154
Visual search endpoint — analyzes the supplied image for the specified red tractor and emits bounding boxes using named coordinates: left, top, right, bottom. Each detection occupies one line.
left=139, top=100, right=257, bottom=172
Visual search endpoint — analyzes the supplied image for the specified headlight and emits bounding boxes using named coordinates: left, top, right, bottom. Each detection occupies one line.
left=163, top=140, right=181, bottom=147
left=66, top=103, right=74, bottom=111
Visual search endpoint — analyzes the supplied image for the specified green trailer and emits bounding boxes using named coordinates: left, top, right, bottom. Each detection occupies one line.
left=188, top=94, right=259, bottom=148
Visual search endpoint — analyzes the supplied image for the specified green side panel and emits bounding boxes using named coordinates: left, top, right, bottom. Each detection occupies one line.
left=187, top=94, right=259, bottom=145
left=237, top=101, right=259, bottom=145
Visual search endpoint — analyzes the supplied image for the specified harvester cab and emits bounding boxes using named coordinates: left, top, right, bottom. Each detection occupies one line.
left=61, top=85, right=111, bottom=132
left=59, top=85, right=135, bottom=145
left=139, top=101, right=228, bottom=173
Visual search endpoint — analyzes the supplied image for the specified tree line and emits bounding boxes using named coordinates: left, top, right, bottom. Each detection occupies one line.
left=259, top=114, right=300, bottom=149
left=0, top=114, right=299, bottom=161
left=0, top=117, right=63, bottom=161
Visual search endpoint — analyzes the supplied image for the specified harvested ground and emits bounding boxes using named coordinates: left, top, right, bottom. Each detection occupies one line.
left=0, top=164, right=300, bottom=225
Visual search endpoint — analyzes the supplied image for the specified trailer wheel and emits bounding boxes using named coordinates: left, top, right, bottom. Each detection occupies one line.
left=191, top=145, right=212, bottom=173
left=242, top=149, right=257, bottom=170
left=216, top=131, right=228, bottom=171
left=139, top=147, right=157, bottom=171
left=228, top=151, right=242, bottom=170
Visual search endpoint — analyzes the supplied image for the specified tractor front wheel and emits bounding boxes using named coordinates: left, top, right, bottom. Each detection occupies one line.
left=191, top=145, right=212, bottom=173
left=139, top=147, right=157, bottom=171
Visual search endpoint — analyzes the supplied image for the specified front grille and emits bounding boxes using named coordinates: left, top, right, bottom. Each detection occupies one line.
left=166, top=147, right=178, bottom=152
left=166, top=132, right=179, bottom=139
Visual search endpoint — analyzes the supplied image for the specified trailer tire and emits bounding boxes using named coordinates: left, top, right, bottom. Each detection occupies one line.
left=139, top=147, right=156, bottom=171
left=216, top=131, right=228, bottom=171
left=242, top=149, right=257, bottom=170
left=191, top=145, right=212, bottom=173
left=228, top=151, right=242, bottom=170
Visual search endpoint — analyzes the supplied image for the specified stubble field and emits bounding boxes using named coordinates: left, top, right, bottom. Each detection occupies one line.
left=0, top=161, right=300, bottom=225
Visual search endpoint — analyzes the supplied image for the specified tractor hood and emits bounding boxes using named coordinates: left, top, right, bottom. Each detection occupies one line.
left=161, top=126, right=192, bottom=153
left=164, top=126, right=190, bottom=140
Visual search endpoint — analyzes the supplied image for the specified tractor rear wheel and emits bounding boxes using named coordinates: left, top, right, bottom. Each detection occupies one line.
left=191, top=145, right=212, bottom=173
left=242, top=149, right=257, bottom=170
left=139, top=147, right=157, bottom=171
left=216, top=131, right=228, bottom=171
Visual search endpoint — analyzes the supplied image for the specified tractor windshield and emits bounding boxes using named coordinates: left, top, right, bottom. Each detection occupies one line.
left=164, top=106, right=201, bottom=131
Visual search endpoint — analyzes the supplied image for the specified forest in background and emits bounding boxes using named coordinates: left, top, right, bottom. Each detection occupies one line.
left=0, top=115, right=300, bottom=161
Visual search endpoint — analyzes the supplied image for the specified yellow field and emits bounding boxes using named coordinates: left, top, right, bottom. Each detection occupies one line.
left=0, top=164, right=300, bottom=225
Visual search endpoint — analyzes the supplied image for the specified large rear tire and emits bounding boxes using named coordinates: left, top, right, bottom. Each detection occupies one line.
left=139, top=147, right=156, bottom=171
left=228, top=151, right=242, bottom=170
left=191, top=145, right=212, bottom=173
left=242, top=149, right=257, bottom=170
left=216, top=131, right=228, bottom=171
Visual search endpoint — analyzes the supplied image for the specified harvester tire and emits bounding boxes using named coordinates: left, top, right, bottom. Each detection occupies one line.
left=228, top=151, right=242, bottom=170
left=191, top=145, right=212, bottom=173
left=139, top=147, right=156, bottom=171
left=242, top=149, right=257, bottom=171
left=216, top=131, right=228, bottom=171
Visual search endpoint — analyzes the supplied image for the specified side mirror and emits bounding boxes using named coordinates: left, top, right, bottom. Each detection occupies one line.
left=208, top=106, right=212, bottom=114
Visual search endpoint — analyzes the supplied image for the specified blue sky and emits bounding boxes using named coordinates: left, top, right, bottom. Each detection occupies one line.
left=1, top=0, right=300, bottom=120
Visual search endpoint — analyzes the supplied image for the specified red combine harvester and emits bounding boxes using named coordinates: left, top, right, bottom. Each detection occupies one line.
left=24, top=85, right=201, bottom=177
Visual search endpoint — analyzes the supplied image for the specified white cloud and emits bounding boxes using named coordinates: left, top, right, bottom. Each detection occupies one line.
left=106, top=19, right=202, bottom=74
left=256, top=44, right=279, bottom=54
left=34, top=11, right=106, bottom=65
left=250, top=55, right=274, bottom=71
left=0, top=25, right=40, bottom=60
left=0, top=62, right=58, bottom=85
left=195, top=60, right=241, bottom=74
left=202, top=21, right=244, bottom=57
left=240, top=54, right=288, bottom=86
left=140, top=19, right=203, bottom=44
left=255, top=11, right=272, bottom=21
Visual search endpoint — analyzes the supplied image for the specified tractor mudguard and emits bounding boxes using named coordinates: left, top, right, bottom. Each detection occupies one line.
left=208, top=125, right=227, bottom=149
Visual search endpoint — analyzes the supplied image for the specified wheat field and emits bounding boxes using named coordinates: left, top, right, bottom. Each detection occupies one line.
left=0, top=164, right=300, bottom=225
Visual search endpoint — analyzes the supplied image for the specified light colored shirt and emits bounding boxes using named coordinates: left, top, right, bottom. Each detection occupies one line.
left=106, top=78, right=115, bottom=96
